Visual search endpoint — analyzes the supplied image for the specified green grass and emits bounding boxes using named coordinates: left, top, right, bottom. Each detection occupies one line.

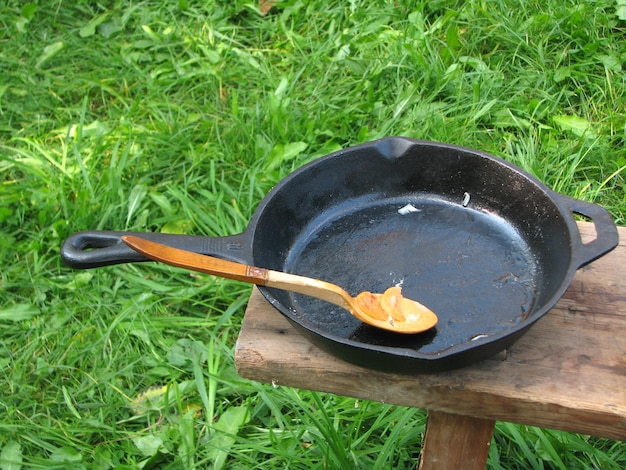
left=1, top=0, right=625, bottom=468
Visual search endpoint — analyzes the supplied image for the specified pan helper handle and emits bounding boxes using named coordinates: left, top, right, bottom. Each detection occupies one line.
left=557, top=194, right=619, bottom=268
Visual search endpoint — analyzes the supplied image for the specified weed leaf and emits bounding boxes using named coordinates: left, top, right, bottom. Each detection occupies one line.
left=598, top=54, right=622, bottom=72
left=0, top=304, right=39, bottom=322
left=267, top=141, right=308, bottom=170
left=0, top=440, right=22, bottom=470
left=133, top=435, right=165, bottom=457
left=209, top=405, right=250, bottom=470
left=61, top=385, right=83, bottom=420
left=63, top=272, right=94, bottom=290
left=49, top=447, right=82, bottom=463
left=21, top=3, right=37, bottom=20
left=126, top=183, right=147, bottom=227
left=35, top=41, right=64, bottom=68
left=553, top=67, right=571, bottom=82
left=618, top=1, right=626, bottom=21
left=79, top=14, right=109, bottom=38
left=167, top=339, right=207, bottom=367
left=98, top=18, right=123, bottom=38
left=553, top=115, right=596, bottom=138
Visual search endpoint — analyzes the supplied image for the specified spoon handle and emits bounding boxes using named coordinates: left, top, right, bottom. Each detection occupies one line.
left=121, top=235, right=270, bottom=284
left=121, top=235, right=352, bottom=310
left=265, top=271, right=352, bottom=310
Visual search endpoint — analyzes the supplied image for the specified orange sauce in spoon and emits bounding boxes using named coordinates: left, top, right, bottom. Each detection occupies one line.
left=355, top=286, right=437, bottom=331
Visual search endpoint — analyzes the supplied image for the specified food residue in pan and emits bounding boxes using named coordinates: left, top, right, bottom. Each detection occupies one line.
left=398, top=203, right=421, bottom=215
left=470, top=334, right=489, bottom=341
left=462, top=192, right=471, bottom=207
left=493, top=272, right=520, bottom=287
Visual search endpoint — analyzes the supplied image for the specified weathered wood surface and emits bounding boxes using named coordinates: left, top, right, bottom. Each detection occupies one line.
left=235, top=222, right=626, bottom=441
left=418, top=412, right=495, bottom=470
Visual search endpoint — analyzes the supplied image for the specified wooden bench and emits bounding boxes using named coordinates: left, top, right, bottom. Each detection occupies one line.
left=234, top=222, right=625, bottom=469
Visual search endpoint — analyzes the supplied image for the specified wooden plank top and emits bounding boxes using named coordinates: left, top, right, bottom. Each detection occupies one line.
left=235, top=222, right=626, bottom=441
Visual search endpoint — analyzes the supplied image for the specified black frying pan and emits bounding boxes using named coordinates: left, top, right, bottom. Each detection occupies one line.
left=61, top=138, right=619, bottom=373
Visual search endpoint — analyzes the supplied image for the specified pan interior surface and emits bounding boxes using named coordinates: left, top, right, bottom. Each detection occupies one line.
left=282, top=195, right=540, bottom=355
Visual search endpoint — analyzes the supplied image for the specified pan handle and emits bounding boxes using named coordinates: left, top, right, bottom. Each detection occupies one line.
left=61, top=230, right=251, bottom=269
left=557, top=194, right=619, bottom=268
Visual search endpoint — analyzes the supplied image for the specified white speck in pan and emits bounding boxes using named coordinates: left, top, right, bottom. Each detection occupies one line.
left=462, top=192, right=471, bottom=207
left=470, top=334, right=489, bottom=341
left=398, top=203, right=421, bottom=215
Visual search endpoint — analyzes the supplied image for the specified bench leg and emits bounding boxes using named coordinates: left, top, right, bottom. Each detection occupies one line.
left=418, top=410, right=495, bottom=470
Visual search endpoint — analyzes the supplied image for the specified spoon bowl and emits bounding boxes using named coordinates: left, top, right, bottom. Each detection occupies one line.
left=121, top=235, right=438, bottom=334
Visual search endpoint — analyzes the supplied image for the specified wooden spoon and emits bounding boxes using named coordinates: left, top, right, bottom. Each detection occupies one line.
left=121, top=235, right=438, bottom=334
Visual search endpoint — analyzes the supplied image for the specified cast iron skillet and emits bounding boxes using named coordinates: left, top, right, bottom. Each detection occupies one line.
left=61, top=137, right=619, bottom=373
